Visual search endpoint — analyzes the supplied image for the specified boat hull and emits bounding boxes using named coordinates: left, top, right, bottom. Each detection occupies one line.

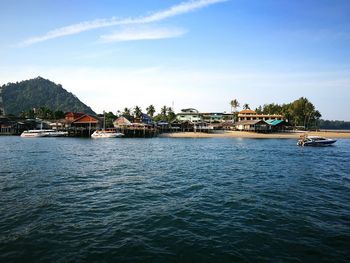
left=20, top=133, right=46, bottom=138
left=91, top=131, right=124, bottom=138
left=21, top=130, right=68, bottom=138
left=303, top=139, right=337, bottom=146
left=297, top=136, right=337, bottom=146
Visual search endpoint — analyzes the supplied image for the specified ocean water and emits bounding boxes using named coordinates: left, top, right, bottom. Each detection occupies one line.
left=0, top=136, right=349, bottom=263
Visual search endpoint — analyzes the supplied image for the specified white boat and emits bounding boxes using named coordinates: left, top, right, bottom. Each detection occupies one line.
left=20, top=129, right=68, bottom=138
left=21, top=130, right=47, bottom=137
left=45, top=130, right=68, bottom=137
left=297, top=135, right=336, bottom=146
left=91, top=130, right=124, bottom=138
left=91, top=111, right=124, bottom=138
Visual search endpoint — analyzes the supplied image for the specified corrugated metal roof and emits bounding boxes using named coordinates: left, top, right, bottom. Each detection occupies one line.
left=265, top=119, right=284, bottom=126
left=113, top=116, right=132, bottom=126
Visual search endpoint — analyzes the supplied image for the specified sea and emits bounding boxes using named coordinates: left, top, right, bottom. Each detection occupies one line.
left=0, top=136, right=349, bottom=263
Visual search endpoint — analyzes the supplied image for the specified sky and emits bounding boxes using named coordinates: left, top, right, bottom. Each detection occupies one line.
left=1, top=0, right=350, bottom=120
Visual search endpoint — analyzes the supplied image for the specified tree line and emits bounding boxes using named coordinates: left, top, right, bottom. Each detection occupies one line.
left=13, top=97, right=335, bottom=130
left=318, top=120, right=350, bottom=130
left=102, top=105, right=176, bottom=128
left=230, top=97, right=322, bottom=129
left=19, top=107, right=65, bottom=120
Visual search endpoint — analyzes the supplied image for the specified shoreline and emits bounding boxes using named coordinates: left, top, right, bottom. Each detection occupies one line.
left=159, top=131, right=350, bottom=139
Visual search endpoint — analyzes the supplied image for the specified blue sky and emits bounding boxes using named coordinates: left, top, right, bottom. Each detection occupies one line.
left=1, top=0, right=350, bottom=120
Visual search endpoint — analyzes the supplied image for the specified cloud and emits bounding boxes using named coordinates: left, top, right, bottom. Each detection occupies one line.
left=100, top=26, right=187, bottom=42
left=21, top=0, right=228, bottom=45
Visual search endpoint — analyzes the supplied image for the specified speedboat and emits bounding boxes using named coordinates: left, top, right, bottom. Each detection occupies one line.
left=21, top=129, right=68, bottom=138
left=91, top=130, right=124, bottom=138
left=297, top=135, right=336, bottom=146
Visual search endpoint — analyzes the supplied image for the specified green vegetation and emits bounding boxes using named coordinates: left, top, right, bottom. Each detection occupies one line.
left=146, top=105, right=155, bottom=117
left=230, top=99, right=240, bottom=121
left=152, top=106, right=175, bottom=122
left=1, top=76, right=334, bottom=131
left=2, top=77, right=95, bottom=116
left=19, top=107, right=65, bottom=120
left=103, top=111, right=117, bottom=128
left=243, top=103, right=250, bottom=110
left=230, top=99, right=240, bottom=113
left=255, top=97, right=321, bottom=129
left=133, top=106, right=142, bottom=119
left=319, top=120, right=350, bottom=130
left=116, top=105, right=175, bottom=123
left=121, top=107, right=132, bottom=120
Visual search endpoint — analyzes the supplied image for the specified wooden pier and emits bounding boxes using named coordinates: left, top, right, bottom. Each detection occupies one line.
left=67, top=127, right=159, bottom=138
left=118, top=126, right=159, bottom=138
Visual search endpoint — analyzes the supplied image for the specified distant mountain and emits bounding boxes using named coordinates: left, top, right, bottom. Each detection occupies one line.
left=1, top=77, right=95, bottom=116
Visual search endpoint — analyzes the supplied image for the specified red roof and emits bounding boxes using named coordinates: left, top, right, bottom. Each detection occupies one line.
left=65, top=112, right=85, bottom=122
left=71, top=114, right=99, bottom=124
left=239, top=109, right=256, bottom=114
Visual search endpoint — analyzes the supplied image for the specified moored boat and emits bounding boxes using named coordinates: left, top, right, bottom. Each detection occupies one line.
left=91, top=130, right=124, bottom=138
left=45, top=130, right=69, bottom=137
left=297, top=135, right=336, bottom=146
left=20, top=129, right=68, bottom=138
left=91, top=111, right=124, bottom=138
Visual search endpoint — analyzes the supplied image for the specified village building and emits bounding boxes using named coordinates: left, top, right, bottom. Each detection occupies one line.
left=65, top=112, right=85, bottom=123
left=64, top=112, right=101, bottom=130
left=69, top=114, right=101, bottom=129
left=0, top=117, right=19, bottom=134
left=133, top=113, right=153, bottom=125
left=49, top=121, right=66, bottom=130
left=265, top=119, right=290, bottom=132
left=235, top=120, right=270, bottom=132
left=113, top=116, right=132, bottom=128
left=201, top=112, right=234, bottom=123
left=235, top=110, right=290, bottom=132
left=238, top=109, right=284, bottom=122
left=176, top=108, right=202, bottom=123
left=113, top=116, right=157, bottom=137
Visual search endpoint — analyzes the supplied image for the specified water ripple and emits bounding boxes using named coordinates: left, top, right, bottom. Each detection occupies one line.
left=0, top=137, right=350, bottom=262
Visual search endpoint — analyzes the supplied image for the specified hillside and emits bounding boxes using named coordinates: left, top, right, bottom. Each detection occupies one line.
left=1, top=77, right=95, bottom=115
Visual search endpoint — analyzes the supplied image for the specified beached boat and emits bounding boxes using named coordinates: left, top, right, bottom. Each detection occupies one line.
left=91, top=130, right=124, bottom=138
left=20, top=129, right=68, bottom=138
left=297, top=135, right=336, bottom=146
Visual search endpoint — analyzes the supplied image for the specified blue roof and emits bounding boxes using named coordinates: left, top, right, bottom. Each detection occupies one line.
left=265, top=119, right=284, bottom=126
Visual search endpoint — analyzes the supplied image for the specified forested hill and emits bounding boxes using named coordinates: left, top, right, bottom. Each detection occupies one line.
left=1, top=77, right=95, bottom=116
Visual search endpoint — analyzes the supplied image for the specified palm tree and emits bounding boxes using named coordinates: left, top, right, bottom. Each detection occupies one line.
left=122, top=107, right=131, bottom=116
left=304, top=102, right=315, bottom=129
left=160, top=106, right=167, bottom=116
left=167, top=107, right=176, bottom=122
left=230, top=99, right=240, bottom=113
left=243, top=103, right=250, bottom=110
left=230, top=99, right=240, bottom=122
left=313, top=110, right=322, bottom=129
left=146, top=105, right=155, bottom=117
left=133, top=106, right=142, bottom=118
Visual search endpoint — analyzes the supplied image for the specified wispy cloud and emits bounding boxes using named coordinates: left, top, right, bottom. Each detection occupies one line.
left=21, top=0, right=228, bottom=46
left=100, top=26, right=187, bottom=43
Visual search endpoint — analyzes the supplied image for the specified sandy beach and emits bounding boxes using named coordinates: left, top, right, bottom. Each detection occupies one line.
left=159, top=131, right=350, bottom=139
